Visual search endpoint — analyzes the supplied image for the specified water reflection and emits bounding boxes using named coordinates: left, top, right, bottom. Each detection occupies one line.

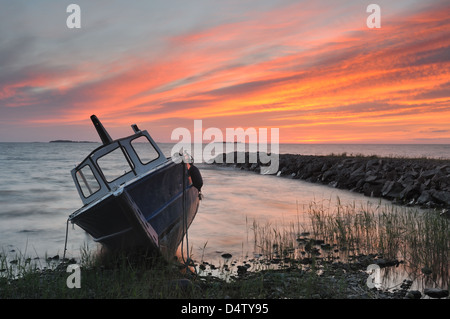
left=184, top=164, right=448, bottom=292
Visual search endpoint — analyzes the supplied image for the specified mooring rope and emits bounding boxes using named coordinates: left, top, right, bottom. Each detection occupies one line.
left=180, top=159, right=197, bottom=275
left=62, top=217, right=70, bottom=261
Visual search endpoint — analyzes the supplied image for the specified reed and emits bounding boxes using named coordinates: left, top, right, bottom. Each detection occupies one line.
left=248, top=198, right=448, bottom=291
left=301, top=199, right=448, bottom=285
left=338, top=203, right=442, bottom=263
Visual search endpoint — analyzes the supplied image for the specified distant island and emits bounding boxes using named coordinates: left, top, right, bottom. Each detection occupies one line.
left=49, top=140, right=96, bottom=143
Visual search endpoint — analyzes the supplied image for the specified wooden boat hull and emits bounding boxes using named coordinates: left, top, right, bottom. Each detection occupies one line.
left=69, top=161, right=200, bottom=259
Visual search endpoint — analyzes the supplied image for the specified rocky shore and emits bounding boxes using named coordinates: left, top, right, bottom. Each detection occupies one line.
left=213, top=152, right=450, bottom=211
left=197, top=254, right=448, bottom=299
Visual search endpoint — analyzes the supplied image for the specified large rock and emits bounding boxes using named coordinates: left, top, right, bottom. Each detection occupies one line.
left=399, top=182, right=421, bottom=201
left=416, top=190, right=432, bottom=205
left=424, top=288, right=449, bottom=299
left=381, top=181, right=404, bottom=199
left=430, top=190, right=450, bottom=206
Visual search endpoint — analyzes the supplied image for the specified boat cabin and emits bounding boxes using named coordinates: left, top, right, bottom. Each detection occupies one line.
left=72, top=125, right=168, bottom=206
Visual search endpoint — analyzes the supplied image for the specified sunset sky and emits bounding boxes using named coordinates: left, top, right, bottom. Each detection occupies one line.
left=0, top=0, right=449, bottom=143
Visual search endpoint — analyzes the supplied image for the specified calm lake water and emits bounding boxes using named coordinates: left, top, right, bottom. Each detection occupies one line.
left=0, top=142, right=448, bottom=290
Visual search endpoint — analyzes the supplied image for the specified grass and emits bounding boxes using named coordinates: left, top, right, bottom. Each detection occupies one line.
left=311, top=201, right=447, bottom=265
left=303, top=199, right=448, bottom=290
left=1, top=200, right=448, bottom=299
left=0, top=247, right=202, bottom=298
left=0, top=247, right=353, bottom=299
left=234, top=198, right=448, bottom=292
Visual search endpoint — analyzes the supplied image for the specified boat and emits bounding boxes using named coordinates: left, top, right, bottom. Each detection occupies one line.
left=67, top=115, right=202, bottom=259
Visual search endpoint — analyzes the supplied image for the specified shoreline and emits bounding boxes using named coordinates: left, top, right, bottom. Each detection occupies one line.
left=212, top=152, right=450, bottom=211
left=2, top=186, right=448, bottom=299
left=2, top=244, right=447, bottom=299
left=1, top=249, right=442, bottom=300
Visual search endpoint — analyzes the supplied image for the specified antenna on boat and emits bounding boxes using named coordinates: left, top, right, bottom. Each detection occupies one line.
left=131, top=124, right=141, bottom=133
left=90, top=115, right=113, bottom=145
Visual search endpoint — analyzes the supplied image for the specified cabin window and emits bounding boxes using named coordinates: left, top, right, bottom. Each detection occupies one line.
left=76, top=164, right=100, bottom=198
left=131, top=136, right=160, bottom=165
left=97, top=146, right=135, bottom=182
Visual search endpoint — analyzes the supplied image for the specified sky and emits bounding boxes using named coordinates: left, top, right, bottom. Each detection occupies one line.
left=0, top=0, right=449, bottom=143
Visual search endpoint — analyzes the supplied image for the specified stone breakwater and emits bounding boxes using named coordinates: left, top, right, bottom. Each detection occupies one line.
left=213, top=152, right=450, bottom=210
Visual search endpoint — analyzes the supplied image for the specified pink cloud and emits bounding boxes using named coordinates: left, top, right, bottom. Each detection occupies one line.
left=1, top=1, right=449, bottom=143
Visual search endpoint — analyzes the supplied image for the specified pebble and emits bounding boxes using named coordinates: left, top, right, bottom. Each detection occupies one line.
left=400, top=279, right=413, bottom=290
left=300, top=232, right=310, bottom=236
left=46, top=254, right=60, bottom=261
left=237, top=265, right=248, bottom=275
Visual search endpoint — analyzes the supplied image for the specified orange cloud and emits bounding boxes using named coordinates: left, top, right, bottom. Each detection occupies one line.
left=2, top=1, right=449, bottom=143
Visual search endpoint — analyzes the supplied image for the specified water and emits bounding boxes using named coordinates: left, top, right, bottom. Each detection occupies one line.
left=0, top=142, right=448, bottom=288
